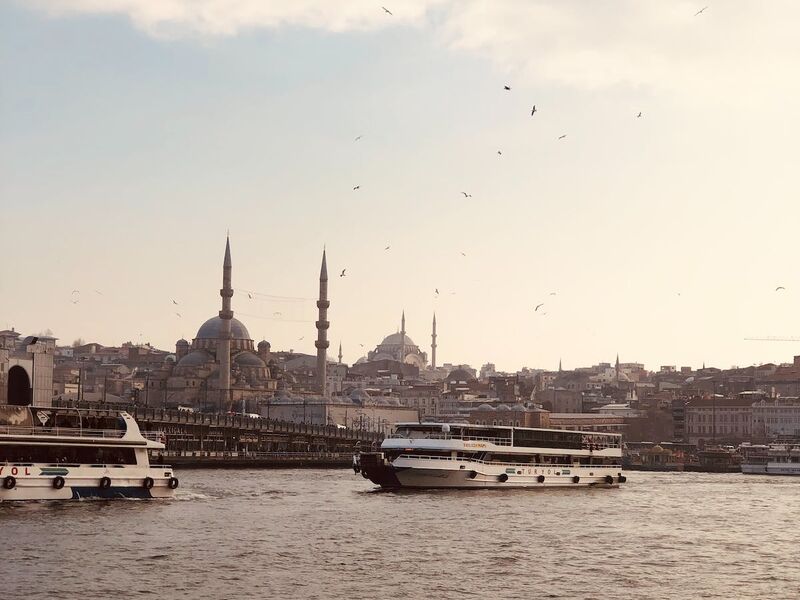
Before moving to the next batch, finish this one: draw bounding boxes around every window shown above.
[0,444,137,465]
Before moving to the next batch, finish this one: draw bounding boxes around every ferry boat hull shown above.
[359,451,623,489]
[742,463,800,476]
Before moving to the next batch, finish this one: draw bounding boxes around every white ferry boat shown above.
[354,422,626,489]
[0,405,178,501]
[741,443,800,476]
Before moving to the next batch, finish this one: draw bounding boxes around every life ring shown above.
[498,473,509,483]
[99,476,112,489]
[468,470,478,480]
[618,474,627,483]
[53,476,66,490]
[572,475,580,484]
[168,477,179,489]
[143,477,155,490]
[604,475,614,484]
[3,475,16,490]
[537,475,545,483]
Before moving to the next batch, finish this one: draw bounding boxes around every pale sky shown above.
[3,0,800,372]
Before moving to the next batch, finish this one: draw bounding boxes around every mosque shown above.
[363,312,437,371]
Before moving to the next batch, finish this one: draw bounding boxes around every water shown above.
[1,470,799,599]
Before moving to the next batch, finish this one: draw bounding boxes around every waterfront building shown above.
[684,396,753,445]
[0,329,56,407]
[751,396,800,439]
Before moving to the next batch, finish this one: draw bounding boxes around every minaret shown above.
[431,313,437,369]
[315,249,330,396]
[218,236,233,411]
[558,358,562,373]
[338,342,343,364]
[400,310,406,363]
[615,353,620,386]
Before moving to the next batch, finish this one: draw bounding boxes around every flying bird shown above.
[340,269,346,277]
[175,312,181,318]
[94,290,103,295]
[382,6,392,15]
[353,185,360,190]
[558,134,567,140]
[359,343,364,347]
[273,312,282,317]
[70,290,80,304]
[504,85,511,91]
[460,252,466,257]
[384,245,390,250]
[435,288,440,295]
[248,293,253,299]
[776,286,786,291]
[354,135,363,141]
[694,6,708,16]
[636,112,642,118]
[531,105,537,116]
[497,150,502,156]
[172,299,179,305]
[298,336,305,341]
[534,303,544,312]
[549,292,557,296]
[461,192,472,198]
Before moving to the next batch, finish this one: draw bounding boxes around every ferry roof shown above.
[393,422,622,438]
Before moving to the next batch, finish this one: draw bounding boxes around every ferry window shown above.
[0,445,136,465]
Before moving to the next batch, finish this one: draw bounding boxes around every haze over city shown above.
[4,0,800,370]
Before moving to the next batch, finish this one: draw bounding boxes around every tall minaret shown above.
[315,249,330,396]
[400,310,406,363]
[615,353,620,386]
[338,342,343,364]
[558,358,562,373]
[431,313,437,369]
[218,235,233,411]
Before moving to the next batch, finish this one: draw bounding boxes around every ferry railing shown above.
[387,433,513,446]
[0,425,126,439]
[154,450,350,460]
[395,453,623,469]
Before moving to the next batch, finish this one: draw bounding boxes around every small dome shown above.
[195,316,251,341]
[234,352,266,368]
[496,404,511,411]
[176,349,214,368]
[176,339,189,346]
[447,368,474,382]
[477,403,496,411]
[511,403,526,411]
[258,340,271,350]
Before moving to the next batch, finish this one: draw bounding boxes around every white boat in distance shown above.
[741,443,800,476]
[355,422,626,489]
[0,405,178,501]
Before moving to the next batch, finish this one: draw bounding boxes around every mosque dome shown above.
[511,403,526,411]
[234,352,267,368]
[447,368,475,382]
[176,349,214,368]
[258,340,271,351]
[380,332,417,347]
[195,316,251,341]
[496,404,511,411]
[176,338,189,346]
[477,403,496,411]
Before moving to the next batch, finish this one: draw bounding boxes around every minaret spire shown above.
[558,358,562,373]
[218,235,234,411]
[400,310,406,363]
[338,341,343,364]
[615,353,620,386]
[315,249,330,396]
[431,312,437,369]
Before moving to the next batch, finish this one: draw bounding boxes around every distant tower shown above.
[315,249,330,397]
[558,358,562,373]
[218,236,234,411]
[431,313,437,369]
[400,310,406,363]
[615,353,620,386]
[338,342,343,364]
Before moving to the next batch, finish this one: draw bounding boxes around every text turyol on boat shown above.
[354,422,626,489]
[0,404,178,501]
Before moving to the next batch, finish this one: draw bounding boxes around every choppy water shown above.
[1,470,799,599]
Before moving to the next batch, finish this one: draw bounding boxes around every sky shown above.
[3,0,800,372]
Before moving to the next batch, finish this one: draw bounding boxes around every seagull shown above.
[531,105,537,116]
[340,269,346,277]
[636,112,642,118]
[461,192,472,198]
[94,290,103,295]
[248,293,253,299]
[558,134,567,140]
[354,135,363,141]
[776,286,786,292]
[298,336,305,341]
[172,299,179,305]
[353,185,360,190]
[460,252,466,257]
[359,343,364,347]
[497,150,502,156]
[504,85,511,91]
[435,288,440,295]
[382,6,392,15]
[694,6,708,16]
[534,303,544,311]
[384,245,390,250]
[175,312,181,318]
